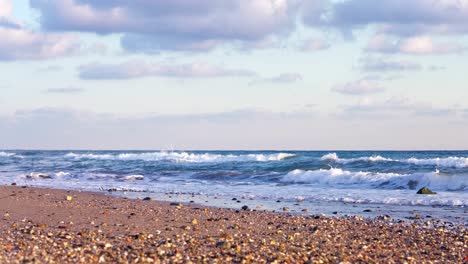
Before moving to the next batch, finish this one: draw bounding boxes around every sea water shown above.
[0,150,466,224]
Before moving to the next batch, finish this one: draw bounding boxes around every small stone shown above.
[363,209,372,212]
[282,207,290,212]
[191,219,198,225]
[416,187,437,194]
[241,205,249,211]
[143,197,151,201]
[66,196,73,201]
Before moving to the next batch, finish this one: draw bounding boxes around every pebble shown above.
[0,186,464,264]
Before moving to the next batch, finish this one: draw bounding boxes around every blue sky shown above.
[1,0,467,150]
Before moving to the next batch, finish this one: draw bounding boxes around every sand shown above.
[0,185,466,263]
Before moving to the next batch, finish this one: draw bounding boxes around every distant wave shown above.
[320,153,468,168]
[65,151,296,163]
[0,151,20,158]
[405,157,468,168]
[281,168,467,191]
[320,153,394,163]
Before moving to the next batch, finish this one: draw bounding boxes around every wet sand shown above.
[0,186,466,263]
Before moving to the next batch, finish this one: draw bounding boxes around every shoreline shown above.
[0,185,466,263]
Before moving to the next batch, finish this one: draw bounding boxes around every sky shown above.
[0,0,467,150]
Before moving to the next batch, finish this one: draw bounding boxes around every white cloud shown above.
[0,27,80,60]
[361,58,422,72]
[366,35,465,55]
[31,0,302,52]
[0,0,12,17]
[300,38,330,51]
[44,87,84,94]
[340,96,459,117]
[332,79,385,95]
[78,61,256,80]
[249,73,303,85]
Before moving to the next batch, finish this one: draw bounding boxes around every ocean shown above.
[1,150,466,224]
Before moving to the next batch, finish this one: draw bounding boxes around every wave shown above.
[65,151,296,163]
[281,168,467,191]
[323,196,467,207]
[121,175,144,181]
[0,151,20,158]
[320,153,468,168]
[320,153,394,164]
[405,157,468,168]
[25,171,70,179]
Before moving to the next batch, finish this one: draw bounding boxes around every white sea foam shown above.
[55,171,70,177]
[320,153,468,168]
[320,153,339,161]
[405,157,468,168]
[281,168,468,191]
[0,151,18,157]
[282,168,401,185]
[121,175,144,181]
[65,152,296,163]
[320,153,394,164]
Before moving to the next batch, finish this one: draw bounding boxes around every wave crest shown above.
[281,168,467,191]
[65,151,296,163]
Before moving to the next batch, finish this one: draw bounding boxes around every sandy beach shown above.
[0,185,466,263]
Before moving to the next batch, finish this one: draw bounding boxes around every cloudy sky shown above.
[1,0,467,150]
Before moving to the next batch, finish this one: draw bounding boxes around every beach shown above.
[0,186,465,263]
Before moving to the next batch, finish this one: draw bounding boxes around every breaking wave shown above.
[405,157,468,168]
[320,153,468,168]
[281,168,467,191]
[320,153,394,163]
[0,151,20,158]
[65,151,296,163]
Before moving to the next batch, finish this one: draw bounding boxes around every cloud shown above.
[44,87,84,94]
[332,79,385,95]
[0,107,319,150]
[339,96,459,118]
[31,0,302,52]
[0,27,80,60]
[427,65,447,71]
[0,0,80,61]
[2,106,467,150]
[361,58,422,72]
[305,0,468,36]
[249,73,303,85]
[37,65,63,72]
[78,60,256,80]
[0,0,13,17]
[366,35,465,55]
[300,38,330,51]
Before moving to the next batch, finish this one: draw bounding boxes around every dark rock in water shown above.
[241,205,249,211]
[142,197,151,201]
[232,198,237,201]
[11,182,16,186]
[416,187,437,194]
[332,211,338,215]
[363,209,372,212]
[276,200,281,203]
[407,180,418,190]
